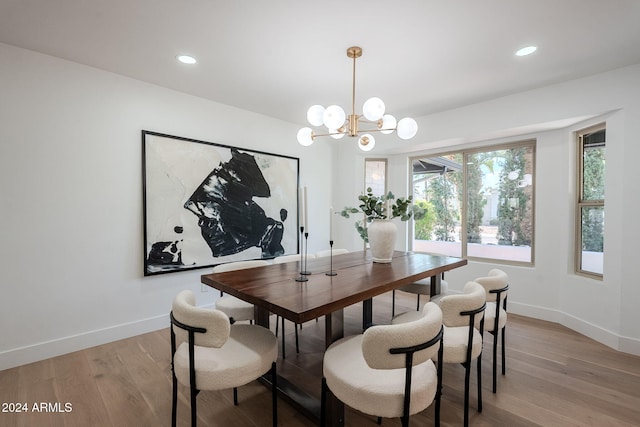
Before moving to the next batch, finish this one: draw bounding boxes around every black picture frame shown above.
[142,130,300,276]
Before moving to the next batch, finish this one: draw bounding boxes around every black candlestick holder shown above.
[296,227,310,282]
[326,240,337,276]
[301,232,311,275]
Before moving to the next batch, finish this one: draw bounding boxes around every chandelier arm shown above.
[355,128,396,134]
[357,118,383,124]
[313,130,348,139]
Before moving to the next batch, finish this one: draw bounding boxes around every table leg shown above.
[325,308,344,346]
[256,306,322,423]
[362,298,373,330]
[324,309,345,426]
[430,274,442,297]
[255,305,271,328]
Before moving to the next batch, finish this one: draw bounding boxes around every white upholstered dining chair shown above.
[272,253,317,357]
[170,290,278,427]
[212,259,270,324]
[474,268,509,393]
[391,273,449,317]
[393,281,486,427]
[322,302,444,427]
[213,259,298,359]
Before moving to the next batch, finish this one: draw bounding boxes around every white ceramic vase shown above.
[367,219,398,263]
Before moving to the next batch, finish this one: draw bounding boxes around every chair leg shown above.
[190,383,198,427]
[502,326,507,375]
[492,330,498,393]
[416,294,420,311]
[435,344,443,427]
[477,353,483,414]
[463,362,470,427]
[377,416,382,424]
[171,371,178,427]
[233,387,238,405]
[320,377,327,427]
[281,317,286,359]
[392,290,396,317]
[271,362,278,427]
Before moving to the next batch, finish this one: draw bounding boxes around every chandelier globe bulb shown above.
[329,129,346,139]
[380,114,397,134]
[297,127,315,146]
[362,97,385,121]
[323,105,346,129]
[396,117,418,140]
[306,105,325,127]
[358,134,376,151]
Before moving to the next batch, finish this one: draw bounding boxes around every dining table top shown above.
[201,251,467,324]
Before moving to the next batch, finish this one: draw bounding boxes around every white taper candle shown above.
[299,187,305,230]
[329,207,333,241]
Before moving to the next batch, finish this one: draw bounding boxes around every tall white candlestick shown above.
[329,207,333,241]
[304,186,309,232]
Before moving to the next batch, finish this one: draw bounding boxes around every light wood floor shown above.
[2,291,640,427]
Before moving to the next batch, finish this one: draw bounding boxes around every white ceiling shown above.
[2,0,640,150]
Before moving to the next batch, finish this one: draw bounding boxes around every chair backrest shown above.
[316,248,349,258]
[273,253,315,264]
[439,281,486,328]
[212,259,270,273]
[474,269,509,303]
[171,290,230,348]
[362,302,443,370]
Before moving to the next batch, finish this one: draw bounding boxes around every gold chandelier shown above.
[297,46,418,152]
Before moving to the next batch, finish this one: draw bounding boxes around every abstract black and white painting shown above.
[142,131,299,276]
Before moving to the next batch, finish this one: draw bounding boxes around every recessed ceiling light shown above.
[515,46,537,57]
[176,55,197,64]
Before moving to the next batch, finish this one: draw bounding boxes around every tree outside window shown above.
[412,141,535,264]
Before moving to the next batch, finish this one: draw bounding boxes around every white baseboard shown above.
[619,335,640,355]
[2,302,638,371]
[509,301,640,356]
[508,301,563,322]
[0,304,216,372]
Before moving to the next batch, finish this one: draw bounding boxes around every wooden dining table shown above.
[201,250,467,426]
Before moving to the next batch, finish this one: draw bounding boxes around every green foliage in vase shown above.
[339,187,425,242]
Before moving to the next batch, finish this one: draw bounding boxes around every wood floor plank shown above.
[14,359,64,427]
[85,339,161,426]
[52,349,112,427]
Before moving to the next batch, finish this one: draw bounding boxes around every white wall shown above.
[0,43,333,370]
[334,64,640,354]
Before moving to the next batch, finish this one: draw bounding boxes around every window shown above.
[411,141,535,264]
[365,159,387,195]
[576,124,605,277]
